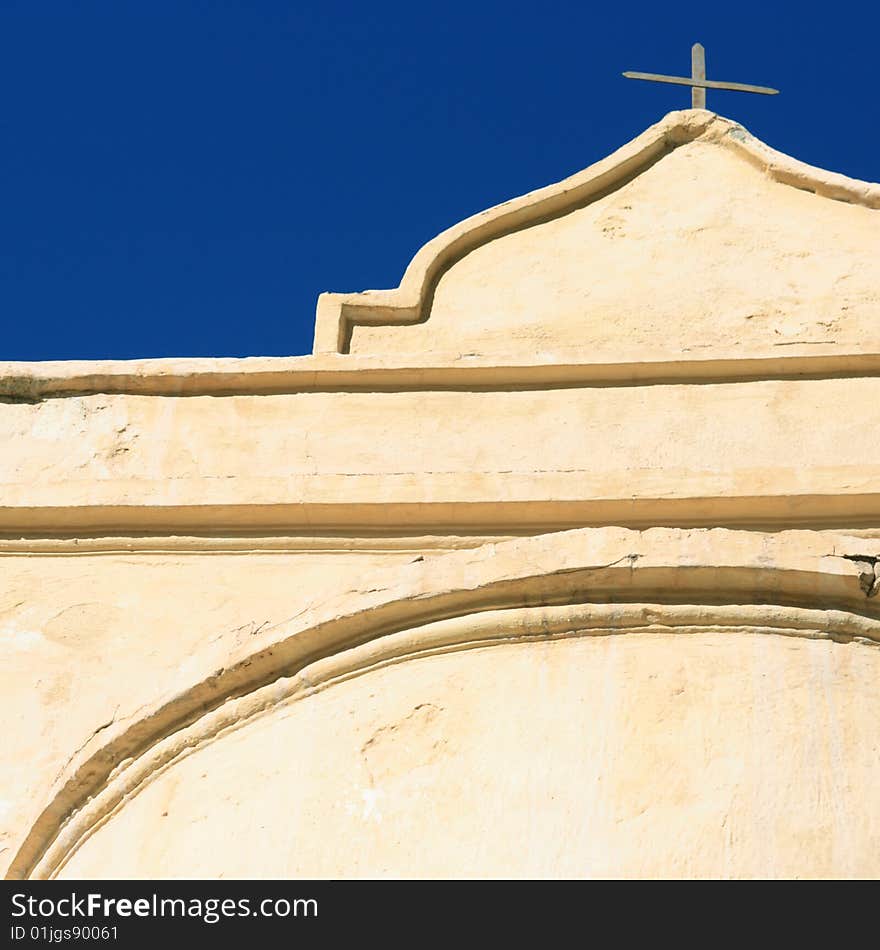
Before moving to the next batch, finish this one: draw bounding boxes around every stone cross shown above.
[623,43,778,109]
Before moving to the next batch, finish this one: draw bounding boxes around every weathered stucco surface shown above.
[2,110,879,879]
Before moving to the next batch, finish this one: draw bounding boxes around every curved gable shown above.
[314,111,880,361]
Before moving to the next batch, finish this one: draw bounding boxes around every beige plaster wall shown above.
[54,629,880,879]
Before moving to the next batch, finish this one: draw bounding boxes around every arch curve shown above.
[7,526,879,879]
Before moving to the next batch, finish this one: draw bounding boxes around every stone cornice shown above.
[3,346,880,399]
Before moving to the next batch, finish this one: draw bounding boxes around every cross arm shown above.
[622,71,779,96]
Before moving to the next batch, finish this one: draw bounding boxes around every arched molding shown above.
[7,526,879,879]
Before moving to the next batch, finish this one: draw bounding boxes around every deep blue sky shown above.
[2,1,876,360]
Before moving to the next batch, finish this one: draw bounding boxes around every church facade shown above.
[2,110,879,878]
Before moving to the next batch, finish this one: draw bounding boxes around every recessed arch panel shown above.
[7,527,879,879]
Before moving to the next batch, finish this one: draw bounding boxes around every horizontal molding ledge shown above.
[3,348,880,398]
[3,492,880,537]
